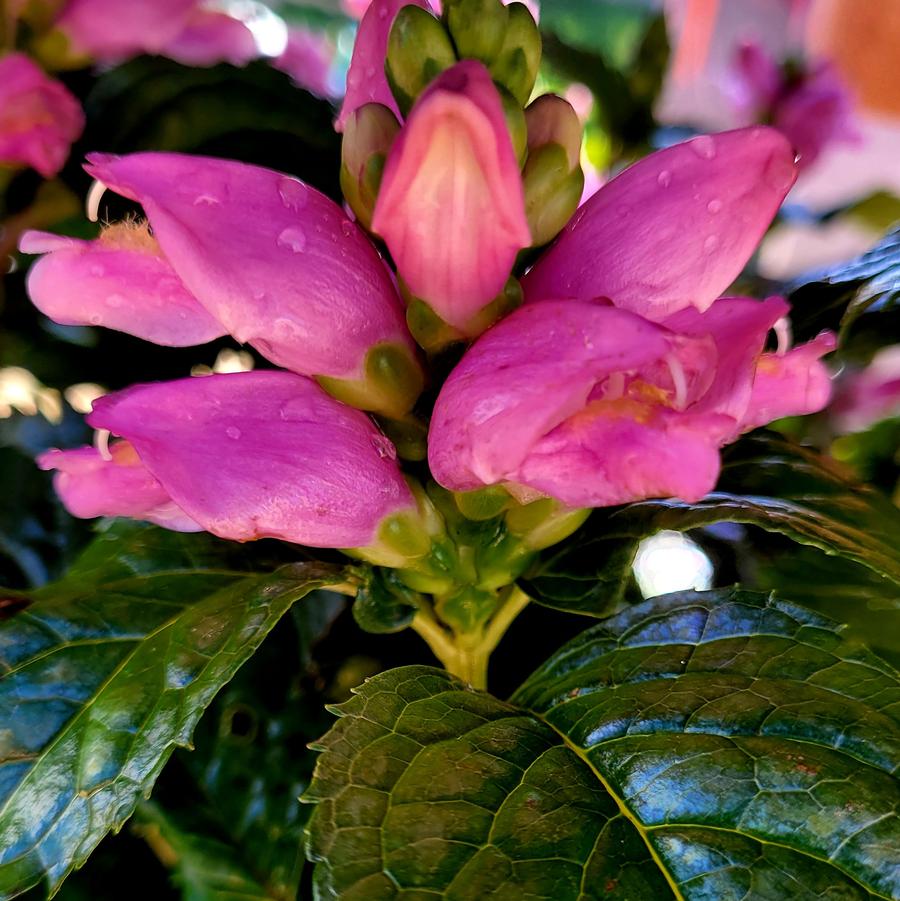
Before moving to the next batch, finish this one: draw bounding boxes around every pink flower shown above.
[830,346,900,434]
[372,60,530,331]
[20,152,421,415]
[733,41,857,170]
[523,127,798,321]
[336,0,431,132]
[39,372,415,548]
[161,8,260,67]
[0,53,84,178]
[272,28,336,97]
[428,297,835,507]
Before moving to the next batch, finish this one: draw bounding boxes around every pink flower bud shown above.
[429,297,834,508]
[0,53,84,178]
[336,0,432,132]
[40,372,416,548]
[523,127,798,321]
[372,60,530,331]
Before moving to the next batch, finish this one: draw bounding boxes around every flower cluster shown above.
[27,0,835,636]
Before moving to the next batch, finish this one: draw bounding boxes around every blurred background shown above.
[1,0,898,896]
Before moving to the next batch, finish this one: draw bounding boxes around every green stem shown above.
[410,585,532,691]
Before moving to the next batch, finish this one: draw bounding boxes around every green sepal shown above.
[523,143,585,247]
[340,102,399,229]
[454,486,514,521]
[386,5,457,116]
[316,341,424,419]
[444,0,508,65]
[488,2,541,106]
[352,567,420,634]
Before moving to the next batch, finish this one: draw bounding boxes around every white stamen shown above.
[773,317,793,356]
[86,179,109,223]
[665,354,688,410]
[604,371,625,400]
[94,428,113,461]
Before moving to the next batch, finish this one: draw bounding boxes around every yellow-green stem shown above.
[411,586,531,691]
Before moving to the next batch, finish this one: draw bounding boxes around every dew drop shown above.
[105,294,124,307]
[706,198,722,214]
[689,135,716,160]
[225,426,241,440]
[703,234,719,253]
[277,227,307,253]
[378,5,388,17]
[193,193,220,206]
[371,434,396,460]
[277,177,308,211]
[763,152,797,192]
[89,264,105,277]
[365,65,376,78]
[340,219,355,237]
[657,170,672,187]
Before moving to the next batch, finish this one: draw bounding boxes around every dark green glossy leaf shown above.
[0,522,344,899]
[787,225,900,346]
[304,588,900,899]
[522,433,900,616]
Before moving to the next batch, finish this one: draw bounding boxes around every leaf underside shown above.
[0,522,342,899]
[305,588,900,900]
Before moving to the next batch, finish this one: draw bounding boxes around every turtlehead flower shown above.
[0,53,84,178]
[429,297,835,507]
[733,41,857,170]
[39,372,416,548]
[21,152,422,417]
[372,60,530,331]
[523,127,798,321]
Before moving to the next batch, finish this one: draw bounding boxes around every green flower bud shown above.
[317,342,424,419]
[488,2,541,106]
[444,0,508,65]
[522,94,585,246]
[340,103,400,230]
[505,497,591,551]
[386,5,457,116]
[453,485,513,521]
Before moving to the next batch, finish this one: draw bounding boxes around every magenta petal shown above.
[0,54,84,178]
[55,0,198,60]
[515,410,731,507]
[37,444,201,531]
[86,371,415,548]
[20,229,227,346]
[83,152,412,380]
[272,28,335,97]
[162,9,259,67]
[742,332,837,432]
[372,61,531,329]
[664,295,789,429]
[428,300,676,491]
[523,127,798,320]
[335,0,430,131]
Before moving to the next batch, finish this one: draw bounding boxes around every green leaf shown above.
[0,522,344,899]
[522,433,900,617]
[304,588,900,899]
[134,802,272,901]
[787,225,900,348]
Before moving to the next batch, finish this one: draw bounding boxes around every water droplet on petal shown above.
[657,170,672,187]
[703,234,719,253]
[378,5,388,18]
[277,177,308,211]
[340,219,354,237]
[193,193,220,206]
[763,151,797,192]
[371,434,396,460]
[225,426,241,440]
[273,317,308,342]
[689,135,716,160]
[277,227,307,253]
[89,264,105,277]
[365,65,376,78]
[105,294,124,307]
[706,198,722,214]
